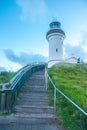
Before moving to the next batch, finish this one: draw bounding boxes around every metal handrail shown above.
[0,63,45,113]
[10,64,33,89]
[46,72,87,116]
[0,64,32,90]
[10,64,32,85]
[45,61,87,130]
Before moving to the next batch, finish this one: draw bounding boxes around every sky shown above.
[0,0,87,71]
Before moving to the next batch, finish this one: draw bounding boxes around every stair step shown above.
[14,108,54,114]
[14,113,56,124]
[24,86,46,89]
[15,113,56,118]
[17,101,49,106]
[17,98,49,102]
[19,93,49,97]
[20,90,47,93]
[15,105,54,109]
[21,87,46,91]
[18,96,49,100]
[26,82,45,85]
[14,105,54,114]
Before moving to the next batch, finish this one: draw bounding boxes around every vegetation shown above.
[0,71,16,83]
[48,63,87,130]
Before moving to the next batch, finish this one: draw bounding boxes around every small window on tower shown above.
[56,48,58,52]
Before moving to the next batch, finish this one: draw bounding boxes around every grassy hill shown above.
[48,63,87,130]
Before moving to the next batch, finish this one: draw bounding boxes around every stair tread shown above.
[15,105,53,108]
[15,113,56,118]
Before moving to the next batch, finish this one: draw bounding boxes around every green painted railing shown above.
[0,63,45,113]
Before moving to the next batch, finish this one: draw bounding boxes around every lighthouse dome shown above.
[50,21,61,29]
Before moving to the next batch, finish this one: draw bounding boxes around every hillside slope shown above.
[48,63,87,112]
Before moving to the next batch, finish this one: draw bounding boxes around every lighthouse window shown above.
[56,48,58,52]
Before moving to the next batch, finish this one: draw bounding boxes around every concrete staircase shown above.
[14,69,57,125]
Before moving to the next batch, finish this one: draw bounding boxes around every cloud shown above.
[0,67,6,72]
[4,49,47,65]
[16,0,47,20]
[82,45,87,53]
[64,44,82,57]
[64,29,87,61]
[64,42,87,61]
[79,31,87,53]
[66,23,87,47]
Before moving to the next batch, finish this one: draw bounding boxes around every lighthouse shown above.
[46,20,65,67]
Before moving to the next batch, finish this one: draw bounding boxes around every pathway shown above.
[0,69,64,130]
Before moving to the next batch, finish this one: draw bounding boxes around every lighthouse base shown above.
[47,59,62,68]
[47,57,78,68]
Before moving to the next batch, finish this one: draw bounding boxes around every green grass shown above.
[0,71,16,84]
[48,63,87,130]
[48,63,87,111]
[0,112,9,116]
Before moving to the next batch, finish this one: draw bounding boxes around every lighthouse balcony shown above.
[46,32,65,41]
[46,29,65,39]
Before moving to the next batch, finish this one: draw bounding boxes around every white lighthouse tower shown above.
[46,19,65,67]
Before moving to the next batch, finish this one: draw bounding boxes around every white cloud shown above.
[0,50,22,71]
[6,62,22,72]
[66,23,87,47]
[0,58,22,72]
[64,26,87,61]
[4,49,47,65]
[82,45,87,53]
[16,0,47,20]
[63,47,68,58]
[0,49,47,71]
[66,31,82,47]
[80,30,87,53]
[80,24,87,32]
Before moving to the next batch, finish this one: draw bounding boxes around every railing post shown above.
[54,87,56,112]
[6,90,12,113]
[1,85,6,112]
[45,67,47,90]
[1,93,6,112]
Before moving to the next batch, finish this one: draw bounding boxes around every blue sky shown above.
[0,0,87,71]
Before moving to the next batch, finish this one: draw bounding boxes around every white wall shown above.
[48,33,64,61]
